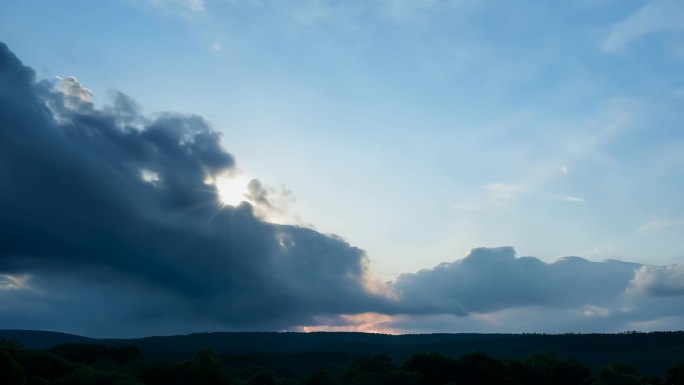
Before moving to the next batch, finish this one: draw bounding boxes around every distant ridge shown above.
[0,329,95,349]
[3,329,684,374]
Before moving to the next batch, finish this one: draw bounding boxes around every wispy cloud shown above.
[451,203,486,211]
[603,0,684,52]
[451,183,524,211]
[562,196,585,203]
[636,219,684,234]
[150,0,205,13]
[484,183,525,202]
[0,274,30,291]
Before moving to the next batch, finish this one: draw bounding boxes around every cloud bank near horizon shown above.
[385,247,684,334]
[1,42,683,337]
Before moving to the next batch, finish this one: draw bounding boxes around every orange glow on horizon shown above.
[297,313,400,335]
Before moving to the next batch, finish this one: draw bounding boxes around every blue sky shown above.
[3,0,684,278]
[1,0,684,335]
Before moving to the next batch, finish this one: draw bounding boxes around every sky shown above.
[1,0,684,336]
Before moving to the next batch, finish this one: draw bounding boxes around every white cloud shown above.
[628,263,684,297]
[58,76,92,103]
[140,169,161,184]
[603,0,684,52]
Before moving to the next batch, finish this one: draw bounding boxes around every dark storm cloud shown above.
[0,42,391,336]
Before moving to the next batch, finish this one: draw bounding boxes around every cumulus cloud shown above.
[390,247,641,315]
[385,248,684,333]
[628,264,684,297]
[0,42,392,336]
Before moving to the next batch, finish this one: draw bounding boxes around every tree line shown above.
[2,337,684,385]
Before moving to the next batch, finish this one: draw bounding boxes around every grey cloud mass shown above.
[0,42,391,336]
[389,247,684,332]
[391,247,641,315]
[1,41,683,336]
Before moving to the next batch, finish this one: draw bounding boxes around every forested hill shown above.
[2,330,684,375]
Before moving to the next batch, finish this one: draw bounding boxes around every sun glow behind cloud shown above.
[206,173,301,225]
[214,174,251,207]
